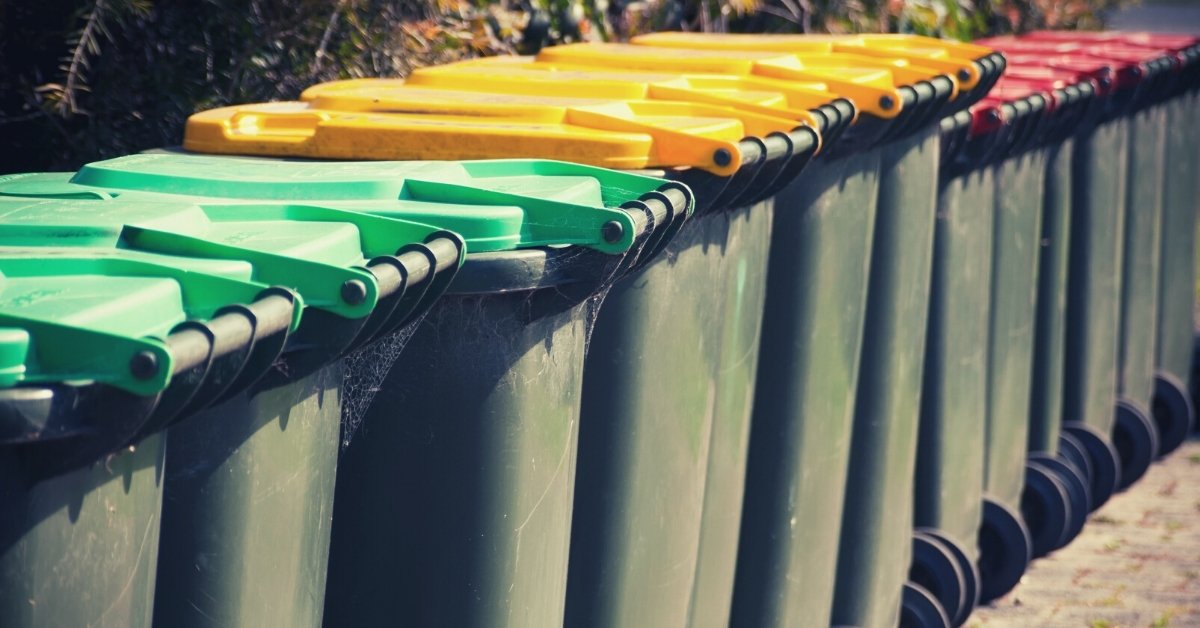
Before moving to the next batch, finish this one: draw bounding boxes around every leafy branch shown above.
[39,0,152,116]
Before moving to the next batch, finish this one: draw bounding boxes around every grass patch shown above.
[1094,585,1127,608]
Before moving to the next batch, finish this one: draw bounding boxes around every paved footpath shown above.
[970,438,1200,627]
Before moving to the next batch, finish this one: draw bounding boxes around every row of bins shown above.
[0,29,1196,628]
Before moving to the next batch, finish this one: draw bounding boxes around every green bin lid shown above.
[0,194,474,396]
[0,153,694,255]
[0,246,302,396]
[0,196,451,319]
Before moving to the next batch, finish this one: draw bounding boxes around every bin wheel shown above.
[1153,373,1194,457]
[978,497,1032,604]
[909,532,966,626]
[1192,334,1200,433]
[1113,399,1160,491]
[912,527,979,626]
[1029,453,1090,545]
[1021,461,1072,558]
[900,582,952,628]
[1062,421,1121,511]
[1057,431,1093,485]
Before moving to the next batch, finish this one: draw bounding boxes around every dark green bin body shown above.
[1155,92,1199,417]
[913,153,994,568]
[324,250,607,628]
[731,148,882,628]
[690,201,774,628]
[152,367,343,628]
[565,200,773,628]
[831,125,940,628]
[1063,119,1128,443]
[1117,105,1166,415]
[1028,139,1074,456]
[0,436,165,628]
[984,147,1047,510]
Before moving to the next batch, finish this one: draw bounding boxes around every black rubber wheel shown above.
[1113,399,1160,491]
[910,532,967,627]
[1030,453,1090,546]
[900,582,952,628]
[1153,372,1194,457]
[914,527,979,626]
[1057,431,1094,485]
[977,497,1032,604]
[1021,461,1072,558]
[1062,421,1121,511]
[1191,334,1200,433]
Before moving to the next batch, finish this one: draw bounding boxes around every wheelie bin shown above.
[575,36,1000,627]
[911,81,1102,622]
[908,105,1000,627]
[164,86,818,627]
[1156,39,1200,446]
[1056,42,1176,487]
[911,71,1091,620]
[1021,33,1200,456]
[1147,36,1200,451]
[981,38,1176,496]
[898,67,1094,614]
[0,154,693,628]
[393,48,990,626]
[1145,36,1200,451]
[999,68,1102,558]
[289,75,836,627]
[1099,43,1176,481]
[954,82,1054,605]
[0,192,465,628]
[0,247,296,628]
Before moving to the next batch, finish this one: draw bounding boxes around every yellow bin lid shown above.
[299,80,808,137]
[184,98,755,175]
[401,57,844,130]
[810,34,1004,90]
[633,32,986,90]
[536,43,905,118]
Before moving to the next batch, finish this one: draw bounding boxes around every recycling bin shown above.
[1155,44,1200,445]
[989,75,1105,604]
[0,155,694,628]
[325,55,850,628]
[982,43,1121,501]
[249,74,830,626]
[906,75,1095,619]
[624,33,1000,627]
[1108,36,1200,457]
[971,85,1053,604]
[1075,44,1175,487]
[362,37,984,626]
[0,246,305,628]
[1022,32,1200,453]
[981,38,1180,497]
[1060,61,1134,504]
[0,187,480,627]
[1012,72,1099,555]
[910,109,996,627]
[590,36,1003,624]
[97,86,811,624]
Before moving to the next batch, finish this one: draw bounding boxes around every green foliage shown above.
[0,0,1133,173]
